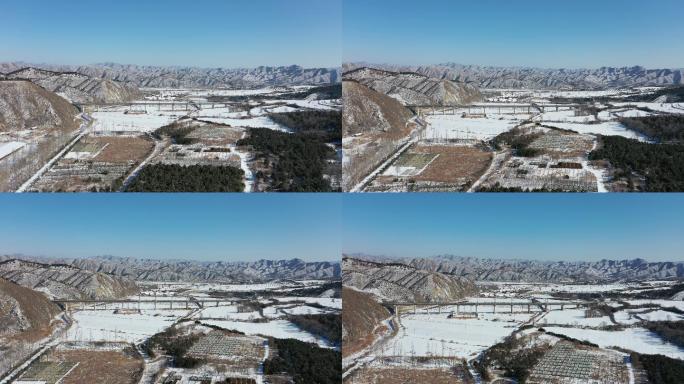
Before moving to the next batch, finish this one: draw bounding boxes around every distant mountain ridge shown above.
[344,63,684,90]
[342,256,476,303]
[0,62,341,89]
[4,67,140,104]
[343,67,481,106]
[0,259,138,300]
[0,255,341,282]
[347,254,684,283]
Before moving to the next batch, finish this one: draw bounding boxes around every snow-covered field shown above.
[535,309,612,328]
[90,110,179,133]
[424,115,516,140]
[274,297,342,309]
[0,141,26,160]
[87,88,339,134]
[542,121,648,141]
[543,326,684,360]
[384,313,532,358]
[201,319,332,348]
[63,310,185,343]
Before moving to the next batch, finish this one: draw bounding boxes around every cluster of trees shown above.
[237,128,337,192]
[589,135,684,191]
[632,353,684,384]
[269,110,341,139]
[476,334,548,382]
[154,121,196,144]
[264,338,341,384]
[125,164,245,192]
[643,321,684,348]
[222,378,256,384]
[288,314,341,346]
[620,115,684,143]
[143,326,203,368]
[492,128,542,157]
[286,84,342,100]
[540,329,600,347]
[623,86,684,103]
[287,282,341,297]
[476,183,568,192]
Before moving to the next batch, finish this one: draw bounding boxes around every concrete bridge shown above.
[408,103,582,116]
[77,101,243,112]
[382,300,591,316]
[53,298,241,311]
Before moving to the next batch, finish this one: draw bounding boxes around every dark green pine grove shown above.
[263,338,341,384]
[125,164,245,192]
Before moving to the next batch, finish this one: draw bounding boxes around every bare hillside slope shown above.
[342,257,477,303]
[342,287,391,357]
[0,259,138,300]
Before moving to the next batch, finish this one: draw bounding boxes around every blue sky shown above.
[342,194,684,262]
[0,0,341,68]
[0,194,341,262]
[344,0,684,69]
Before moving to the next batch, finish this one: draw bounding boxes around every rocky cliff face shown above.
[343,67,481,106]
[342,257,477,303]
[5,67,140,104]
[345,63,684,90]
[0,259,138,300]
[1,62,340,89]
[0,80,79,133]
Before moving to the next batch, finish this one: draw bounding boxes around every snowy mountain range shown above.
[0,62,341,89]
[347,254,684,283]
[0,255,341,283]
[344,63,684,90]
[343,67,481,106]
[342,257,476,303]
[0,259,138,300]
[3,67,140,104]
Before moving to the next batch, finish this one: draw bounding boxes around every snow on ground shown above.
[263,99,339,110]
[543,327,684,359]
[626,300,684,311]
[612,102,684,114]
[141,281,303,294]
[274,297,342,309]
[201,319,332,348]
[542,121,648,141]
[267,106,299,113]
[384,313,531,358]
[637,310,684,322]
[0,141,26,160]
[280,305,329,316]
[201,116,289,131]
[424,115,516,141]
[195,306,263,321]
[614,311,642,325]
[63,310,182,343]
[90,111,178,133]
[535,309,613,327]
[537,110,597,123]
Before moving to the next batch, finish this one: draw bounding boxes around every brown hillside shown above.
[0,80,79,133]
[0,277,61,342]
[342,287,391,357]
